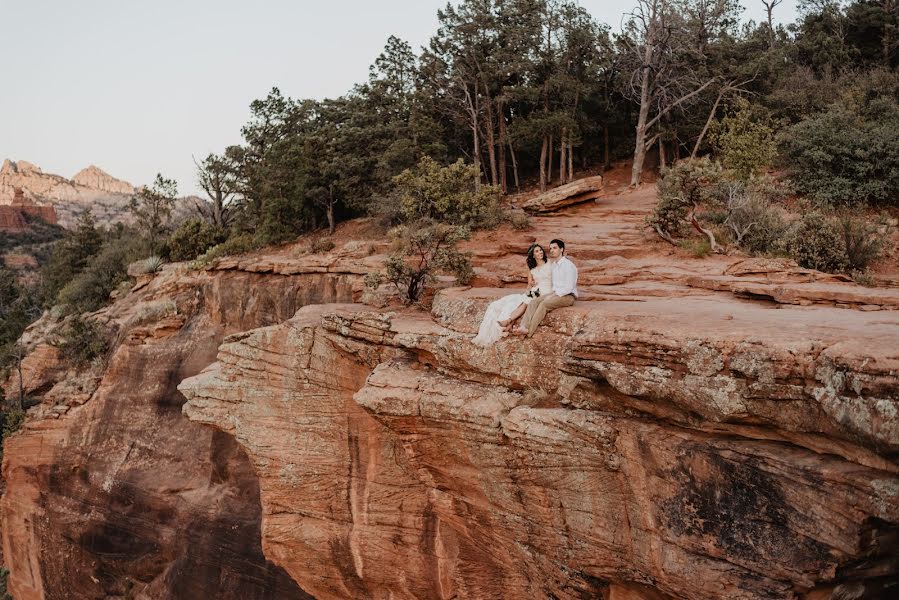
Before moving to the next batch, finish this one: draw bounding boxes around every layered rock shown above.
[2,172,898,599]
[178,290,899,599]
[72,165,135,195]
[0,261,365,599]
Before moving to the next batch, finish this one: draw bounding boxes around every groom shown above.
[514,238,578,337]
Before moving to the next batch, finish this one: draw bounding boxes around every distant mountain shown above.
[0,159,196,228]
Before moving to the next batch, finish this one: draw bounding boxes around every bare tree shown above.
[762,0,783,48]
[624,0,724,186]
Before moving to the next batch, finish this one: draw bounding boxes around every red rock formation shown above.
[0,206,27,232]
[2,179,897,600]
[1,266,361,599]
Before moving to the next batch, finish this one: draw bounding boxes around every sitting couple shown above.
[473,238,578,346]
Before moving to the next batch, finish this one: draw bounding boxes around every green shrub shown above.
[166,219,226,261]
[738,201,791,255]
[716,177,792,254]
[0,565,12,600]
[786,211,849,272]
[508,211,531,230]
[57,235,141,313]
[710,98,778,179]
[389,157,502,229]
[649,158,725,239]
[55,316,110,367]
[679,237,712,257]
[194,234,262,267]
[780,101,899,206]
[363,272,383,290]
[838,210,891,272]
[310,238,336,254]
[381,220,473,303]
[851,270,877,287]
[142,255,165,274]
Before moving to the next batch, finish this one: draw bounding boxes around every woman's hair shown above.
[526,243,546,270]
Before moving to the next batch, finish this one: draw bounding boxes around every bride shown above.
[472,243,552,346]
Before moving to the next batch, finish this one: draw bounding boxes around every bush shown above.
[56,235,141,313]
[381,220,473,303]
[193,234,262,267]
[786,211,849,272]
[141,255,165,274]
[679,238,712,257]
[55,316,109,367]
[310,238,336,254]
[649,158,725,239]
[710,98,778,179]
[838,210,891,272]
[780,99,899,206]
[508,211,531,230]
[717,176,791,254]
[1,407,25,449]
[388,157,502,229]
[738,201,791,255]
[166,219,226,261]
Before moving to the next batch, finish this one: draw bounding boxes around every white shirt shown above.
[551,256,578,298]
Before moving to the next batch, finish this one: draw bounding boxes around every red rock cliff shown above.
[2,184,898,599]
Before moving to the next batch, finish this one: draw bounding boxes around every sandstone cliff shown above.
[0,159,194,228]
[2,177,897,599]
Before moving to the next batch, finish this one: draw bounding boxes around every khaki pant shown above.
[520,293,575,337]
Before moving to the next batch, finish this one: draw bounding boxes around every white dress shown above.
[472,262,553,346]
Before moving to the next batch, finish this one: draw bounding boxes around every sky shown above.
[1,1,799,196]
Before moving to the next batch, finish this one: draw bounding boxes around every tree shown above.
[194,153,239,228]
[130,174,178,252]
[622,0,738,186]
[381,221,473,303]
[40,211,102,305]
[762,0,784,47]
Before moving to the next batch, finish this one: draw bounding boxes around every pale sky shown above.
[1,1,798,195]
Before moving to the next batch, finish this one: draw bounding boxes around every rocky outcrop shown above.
[2,175,897,599]
[0,159,193,228]
[0,260,365,599]
[72,165,135,195]
[177,289,899,600]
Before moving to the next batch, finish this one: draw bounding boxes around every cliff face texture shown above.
[2,180,898,599]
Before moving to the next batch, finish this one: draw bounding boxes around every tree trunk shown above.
[559,129,567,184]
[483,88,498,187]
[659,138,666,170]
[567,138,574,181]
[327,187,335,235]
[509,139,520,191]
[548,134,554,184]
[603,125,611,170]
[463,82,481,191]
[497,100,508,193]
[692,87,726,158]
[539,135,548,192]
[631,64,653,186]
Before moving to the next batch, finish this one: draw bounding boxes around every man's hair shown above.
[549,238,565,253]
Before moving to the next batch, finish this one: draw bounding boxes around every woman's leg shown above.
[498,302,527,329]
